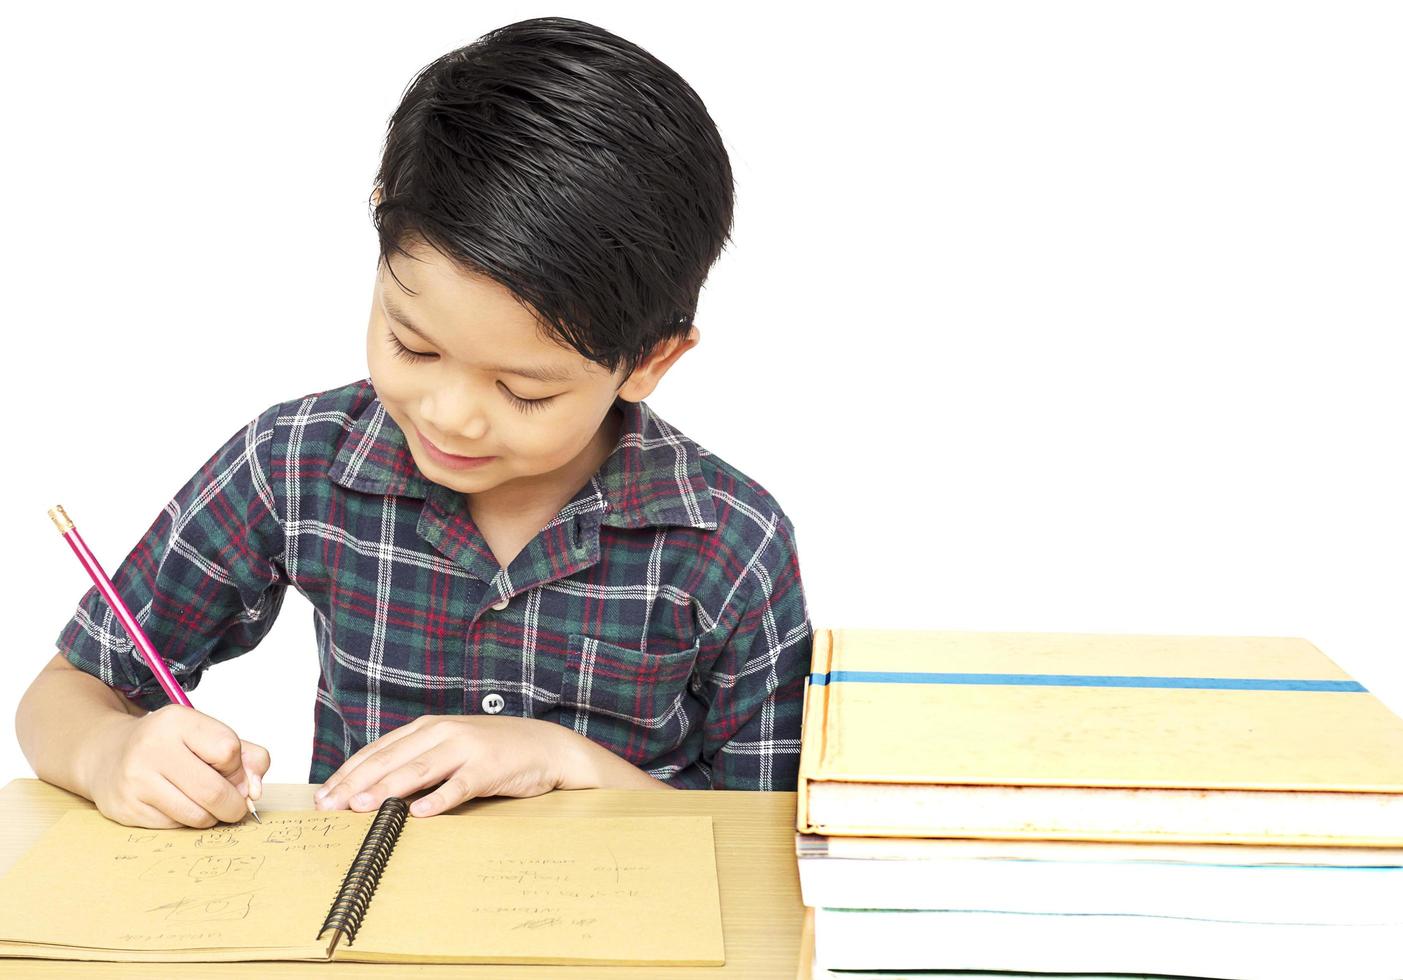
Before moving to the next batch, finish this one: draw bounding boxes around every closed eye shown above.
[384,329,556,413]
[385,328,432,363]
[499,385,554,413]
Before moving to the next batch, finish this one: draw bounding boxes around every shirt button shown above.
[481,693,505,714]
[490,597,509,611]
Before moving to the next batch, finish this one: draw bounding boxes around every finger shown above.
[409,773,481,818]
[97,793,183,830]
[353,744,464,813]
[240,739,271,775]
[318,723,448,807]
[240,753,261,801]
[169,742,251,824]
[125,799,185,830]
[321,730,446,810]
[150,773,222,828]
[316,718,429,802]
[240,740,270,801]
[182,715,248,793]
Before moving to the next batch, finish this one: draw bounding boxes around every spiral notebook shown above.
[0,799,724,964]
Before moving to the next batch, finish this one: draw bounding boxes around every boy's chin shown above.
[424,460,558,496]
[424,464,503,490]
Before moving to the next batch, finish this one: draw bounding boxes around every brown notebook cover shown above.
[0,797,724,964]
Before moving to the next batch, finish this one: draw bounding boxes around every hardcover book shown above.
[796,628,1403,844]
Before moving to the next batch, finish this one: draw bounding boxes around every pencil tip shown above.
[248,800,262,823]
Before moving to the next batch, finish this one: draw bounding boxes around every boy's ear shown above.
[617,325,701,402]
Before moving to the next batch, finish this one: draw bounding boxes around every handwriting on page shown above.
[72,812,371,947]
[468,850,654,938]
[353,814,723,962]
[0,808,722,962]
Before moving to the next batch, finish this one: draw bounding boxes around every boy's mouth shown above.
[415,426,496,469]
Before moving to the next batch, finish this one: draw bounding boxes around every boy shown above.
[16,17,811,829]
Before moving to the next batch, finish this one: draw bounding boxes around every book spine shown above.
[318,796,409,952]
[797,628,835,834]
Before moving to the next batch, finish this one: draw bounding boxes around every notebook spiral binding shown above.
[317,796,409,951]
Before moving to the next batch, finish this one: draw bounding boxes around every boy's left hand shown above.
[313,715,572,818]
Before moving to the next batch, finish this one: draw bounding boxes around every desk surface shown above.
[0,779,805,979]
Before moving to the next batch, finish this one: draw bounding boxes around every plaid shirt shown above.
[56,378,811,790]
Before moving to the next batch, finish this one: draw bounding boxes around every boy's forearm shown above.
[555,726,674,790]
[15,654,146,800]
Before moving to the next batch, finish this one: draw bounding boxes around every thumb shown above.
[240,740,271,800]
[184,717,252,799]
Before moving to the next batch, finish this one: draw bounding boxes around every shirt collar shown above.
[328,382,717,531]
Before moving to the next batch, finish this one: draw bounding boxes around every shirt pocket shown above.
[560,633,701,765]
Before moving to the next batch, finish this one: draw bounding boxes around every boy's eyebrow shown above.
[381,296,578,384]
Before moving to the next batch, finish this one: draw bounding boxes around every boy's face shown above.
[366,238,693,503]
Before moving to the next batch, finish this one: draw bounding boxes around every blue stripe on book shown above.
[817,906,1394,926]
[807,671,1367,692]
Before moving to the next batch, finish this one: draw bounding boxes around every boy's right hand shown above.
[85,704,270,829]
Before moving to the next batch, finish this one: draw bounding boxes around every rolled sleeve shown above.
[54,403,288,710]
[699,513,812,791]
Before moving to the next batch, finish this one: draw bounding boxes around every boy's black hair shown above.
[371,17,735,379]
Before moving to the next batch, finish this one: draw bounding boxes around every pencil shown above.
[47,504,261,823]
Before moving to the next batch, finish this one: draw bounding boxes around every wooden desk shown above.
[0,779,805,979]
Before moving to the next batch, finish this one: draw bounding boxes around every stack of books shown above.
[793,628,1403,980]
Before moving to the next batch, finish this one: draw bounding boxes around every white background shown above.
[2,1,1398,787]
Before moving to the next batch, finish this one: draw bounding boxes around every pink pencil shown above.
[47,504,260,823]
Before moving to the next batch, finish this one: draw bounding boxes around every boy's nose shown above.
[421,389,490,443]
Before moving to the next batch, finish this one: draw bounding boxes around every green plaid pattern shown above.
[56,378,812,789]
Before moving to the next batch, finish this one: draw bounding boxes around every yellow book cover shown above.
[796,628,1403,845]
